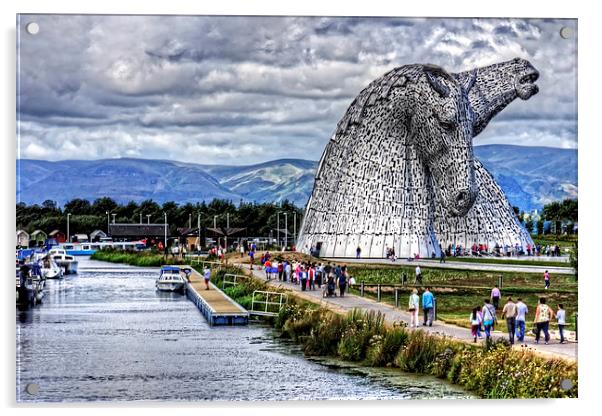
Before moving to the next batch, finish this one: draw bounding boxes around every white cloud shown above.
[17,15,577,164]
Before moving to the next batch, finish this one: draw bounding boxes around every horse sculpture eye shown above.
[440,120,456,131]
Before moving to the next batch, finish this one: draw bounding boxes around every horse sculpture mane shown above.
[298,58,539,258]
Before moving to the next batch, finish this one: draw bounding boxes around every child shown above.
[470,307,481,342]
[557,304,566,344]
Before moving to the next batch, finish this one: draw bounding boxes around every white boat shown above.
[48,248,79,274]
[40,256,64,279]
[155,266,187,292]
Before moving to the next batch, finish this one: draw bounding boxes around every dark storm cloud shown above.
[17,15,577,164]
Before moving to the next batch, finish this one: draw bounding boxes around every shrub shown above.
[337,309,386,361]
[303,311,345,356]
[366,326,408,367]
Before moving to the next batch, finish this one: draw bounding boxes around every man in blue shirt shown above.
[422,287,434,326]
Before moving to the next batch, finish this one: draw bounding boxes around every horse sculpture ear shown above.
[424,66,450,98]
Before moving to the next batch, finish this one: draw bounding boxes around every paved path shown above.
[236,263,577,361]
[325,257,575,275]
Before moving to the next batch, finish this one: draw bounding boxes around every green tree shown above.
[569,242,578,280]
[64,198,92,215]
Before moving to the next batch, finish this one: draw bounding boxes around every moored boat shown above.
[48,248,78,274]
[40,256,64,279]
[155,266,186,293]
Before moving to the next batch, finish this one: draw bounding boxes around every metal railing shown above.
[250,290,287,316]
[221,273,247,290]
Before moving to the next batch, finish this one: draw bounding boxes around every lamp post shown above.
[197,213,201,253]
[112,213,116,224]
[164,212,167,250]
[139,213,142,224]
[146,214,151,224]
[225,213,230,252]
[277,212,280,248]
[284,213,288,251]
[294,212,297,247]
[189,213,192,229]
[106,211,110,235]
[67,213,71,243]
[214,215,217,229]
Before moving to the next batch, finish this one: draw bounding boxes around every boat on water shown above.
[16,263,45,306]
[40,256,64,279]
[155,266,187,293]
[48,248,78,274]
[58,241,146,256]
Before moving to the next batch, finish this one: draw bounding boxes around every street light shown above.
[294,211,297,246]
[140,213,142,224]
[112,213,116,224]
[197,213,201,253]
[189,213,192,229]
[225,213,230,252]
[146,214,151,224]
[284,212,288,250]
[164,212,167,250]
[106,211,110,235]
[277,212,280,248]
[214,215,217,229]
[67,213,72,243]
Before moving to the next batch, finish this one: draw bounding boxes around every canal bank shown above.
[16,257,471,402]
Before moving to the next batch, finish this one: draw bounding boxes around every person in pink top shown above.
[490,285,501,309]
[544,270,550,289]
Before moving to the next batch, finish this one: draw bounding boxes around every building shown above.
[72,233,89,243]
[109,223,171,245]
[48,229,66,243]
[16,230,29,248]
[30,230,47,247]
[90,229,108,241]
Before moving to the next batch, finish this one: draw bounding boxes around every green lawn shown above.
[443,256,569,268]
[347,264,577,332]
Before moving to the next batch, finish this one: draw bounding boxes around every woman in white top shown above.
[408,289,420,327]
[557,304,566,344]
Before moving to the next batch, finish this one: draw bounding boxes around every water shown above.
[16,258,472,402]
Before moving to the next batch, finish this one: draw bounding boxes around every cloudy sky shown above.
[17,15,577,165]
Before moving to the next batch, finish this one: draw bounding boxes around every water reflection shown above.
[16,258,472,402]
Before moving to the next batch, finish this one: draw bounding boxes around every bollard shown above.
[377,284,381,302]
[360,282,365,297]
[498,275,503,289]
[575,313,578,341]
[395,288,399,308]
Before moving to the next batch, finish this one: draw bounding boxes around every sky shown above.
[17,15,578,165]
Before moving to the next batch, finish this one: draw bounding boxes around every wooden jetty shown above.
[183,266,249,326]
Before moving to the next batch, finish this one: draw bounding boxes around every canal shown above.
[16,257,472,402]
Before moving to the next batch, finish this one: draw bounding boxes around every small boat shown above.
[48,248,78,274]
[16,263,45,306]
[155,266,187,292]
[40,256,64,279]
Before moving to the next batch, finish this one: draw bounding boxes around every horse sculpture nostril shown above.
[456,191,469,205]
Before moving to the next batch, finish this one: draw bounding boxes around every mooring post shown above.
[360,282,364,297]
[377,284,381,302]
[575,313,578,341]
[395,288,399,308]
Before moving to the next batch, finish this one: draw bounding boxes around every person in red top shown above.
[308,265,315,290]
[264,259,272,280]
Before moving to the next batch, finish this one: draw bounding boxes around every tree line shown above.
[514,198,578,235]
[16,197,304,238]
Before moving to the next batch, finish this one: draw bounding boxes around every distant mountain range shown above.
[16,145,577,211]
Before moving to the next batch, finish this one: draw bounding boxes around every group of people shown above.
[407,287,435,327]
[444,242,564,258]
[469,284,567,345]
[258,256,356,298]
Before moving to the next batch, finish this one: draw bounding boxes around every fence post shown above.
[360,282,364,297]
[498,275,503,289]
[395,288,399,308]
[575,313,578,341]
[377,284,381,302]
[433,298,438,321]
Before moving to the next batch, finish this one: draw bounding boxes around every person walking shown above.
[415,265,422,285]
[422,287,434,326]
[248,249,255,270]
[284,261,291,282]
[240,243,245,258]
[482,299,497,341]
[515,298,529,343]
[490,285,501,310]
[338,265,348,297]
[264,258,272,280]
[501,297,518,345]
[440,249,446,263]
[544,270,550,290]
[476,306,484,339]
[534,297,555,345]
[408,289,420,328]
[557,304,566,344]
[356,246,361,259]
[203,266,211,290]
[470,307,482,342]
[300,266,308,291]
[278,261,284,281]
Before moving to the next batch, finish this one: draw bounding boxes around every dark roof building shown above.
[109,223,171,239]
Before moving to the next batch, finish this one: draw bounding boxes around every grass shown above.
[90,249,186,267]
[443,256,569,267]
[347,265,578,331]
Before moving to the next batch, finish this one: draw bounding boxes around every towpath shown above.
[235,263,577,361]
